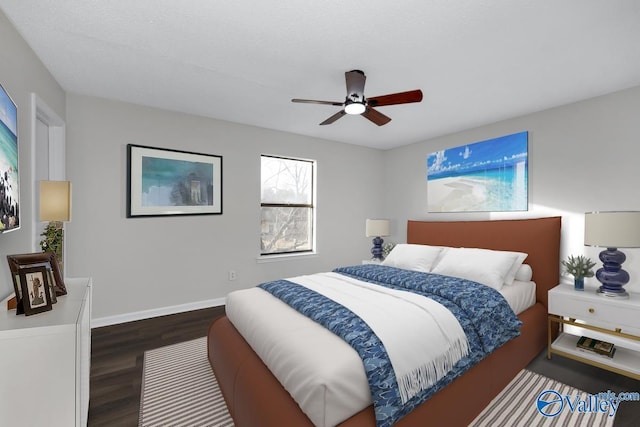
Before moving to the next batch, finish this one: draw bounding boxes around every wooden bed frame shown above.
[208,217,561,426]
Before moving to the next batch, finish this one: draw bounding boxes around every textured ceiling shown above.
[1,1,640,150]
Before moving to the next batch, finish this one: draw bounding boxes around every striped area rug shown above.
[469,369,615,427]
[140,338,616,427]
[139,337,233,427]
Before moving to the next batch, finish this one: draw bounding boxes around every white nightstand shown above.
[362,259,382,265]
[547,284,640,380]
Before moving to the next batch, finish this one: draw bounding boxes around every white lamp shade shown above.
[366,219,390,237]
[40,181,72,222]
[584,211,640,248]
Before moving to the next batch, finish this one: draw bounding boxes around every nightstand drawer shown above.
[558,298,638,329]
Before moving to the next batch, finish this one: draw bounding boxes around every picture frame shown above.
[18,266,53,316]
[13,270,57,306]
[10,272,25,315]
[7,252,67,297]
[127,144,223,217]
[427,131,528,212]
[0,82,20,234]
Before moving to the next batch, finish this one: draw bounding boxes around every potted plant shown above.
[561,255,596,291]
[40,222,64,268]
[382,242,396,260]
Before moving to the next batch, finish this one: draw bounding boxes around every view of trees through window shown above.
[260,155,315,255]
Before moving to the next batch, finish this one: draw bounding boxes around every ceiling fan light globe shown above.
[344,102,366,115]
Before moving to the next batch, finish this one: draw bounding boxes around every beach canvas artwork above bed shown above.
[427,131,528,212]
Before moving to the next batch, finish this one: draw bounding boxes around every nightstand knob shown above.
[588,308,595,314]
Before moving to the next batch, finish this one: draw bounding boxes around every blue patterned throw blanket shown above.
[259,264,522,427]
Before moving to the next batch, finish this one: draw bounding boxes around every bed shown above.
[208,217,561,426]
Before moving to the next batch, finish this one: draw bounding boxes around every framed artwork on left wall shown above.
[0,83,20,233]
[127,144,223,217]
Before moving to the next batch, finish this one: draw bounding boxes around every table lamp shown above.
[366,219,390,261]
[39,181,72,273]
[584,211,640,298]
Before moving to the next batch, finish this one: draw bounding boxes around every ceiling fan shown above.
[292,70,423,126]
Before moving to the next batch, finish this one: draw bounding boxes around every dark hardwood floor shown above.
[88,306,225,427]
[89,306,639,426]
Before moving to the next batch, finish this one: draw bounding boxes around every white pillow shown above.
[431,247,520,290]
[514,264,533,282]
[503,252,528,286]
[382,244,443,272]
[440,247,528,286]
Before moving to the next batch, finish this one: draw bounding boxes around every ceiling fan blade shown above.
[292,98,344,106]
[345,70,366,99]
[362,107,391,126]
[367,89,423,107]
[320,110,347,125]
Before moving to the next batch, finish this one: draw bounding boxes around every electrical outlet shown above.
[228,270,237,281]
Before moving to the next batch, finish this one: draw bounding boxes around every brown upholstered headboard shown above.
[407,217,561,308]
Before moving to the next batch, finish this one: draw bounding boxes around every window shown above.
[260,155,315,255]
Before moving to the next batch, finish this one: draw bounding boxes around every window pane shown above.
[261,207,312,254]
[261,156,312,205]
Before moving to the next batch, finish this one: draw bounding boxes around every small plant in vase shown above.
[561,255,596,291]
[382,242,396,260]
[40,222,64,270]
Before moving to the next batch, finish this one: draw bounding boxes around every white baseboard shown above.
[91,297,226,329]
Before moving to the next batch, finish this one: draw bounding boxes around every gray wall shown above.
[0,10,65,299]
[65,94,384,321]
[3,6,640,321]
[383,85,640,293]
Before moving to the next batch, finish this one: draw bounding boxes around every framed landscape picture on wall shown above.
[427,131,528,212]
[127,144,223,217]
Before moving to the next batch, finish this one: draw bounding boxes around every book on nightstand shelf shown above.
[576,336,616,358]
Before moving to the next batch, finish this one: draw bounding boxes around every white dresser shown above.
[0,277,92,427]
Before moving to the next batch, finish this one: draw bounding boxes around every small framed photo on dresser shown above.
[7,251,67,296]
[18,266,53,316]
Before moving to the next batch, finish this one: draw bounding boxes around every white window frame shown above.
[259,154,317,259]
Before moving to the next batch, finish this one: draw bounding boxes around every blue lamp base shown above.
[595,247,630,299]
[370,236,384,261]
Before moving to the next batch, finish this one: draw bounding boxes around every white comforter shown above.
[225,275,534,427]
[288,273,469,403]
